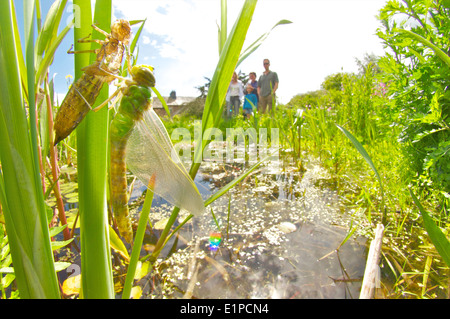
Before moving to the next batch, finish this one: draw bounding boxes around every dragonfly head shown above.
[131,65,156,88]
[111,19,131,45]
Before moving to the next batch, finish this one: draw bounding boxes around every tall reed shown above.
[74,0,114,298]
[0,0,61,298]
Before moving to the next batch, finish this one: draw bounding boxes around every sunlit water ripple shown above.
[132,156,369,299]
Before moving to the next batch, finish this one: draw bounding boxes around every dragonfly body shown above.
[53,19,131,145]
[110,66,155,242]
[110,65,204,243]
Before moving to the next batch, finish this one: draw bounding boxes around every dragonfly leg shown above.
[77,37,105,46]
[67,43,98,55]
[75,33,92,42]
[67,29,108,54]
[92,88,122,112]
[91,24,111,38]
[75,33,101,43]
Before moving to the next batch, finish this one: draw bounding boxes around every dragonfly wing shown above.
[126,107,205,216]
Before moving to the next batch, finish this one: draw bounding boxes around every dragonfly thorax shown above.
[110,19,131,45]
[130,65,156,88]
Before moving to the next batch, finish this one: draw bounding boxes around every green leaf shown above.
[152,87,171,118]
[9,1,28,99]
[76,0,114,299]
[54,262,72,272]
[410,188,450,268]
[408,47,426,64]
[1,273,15,289]
[338,223,357,249]
[336,124,385,222]
[218,0,227,55]
[204,151,274,207]
[51,238,74,251]
[210,207,221,231]
[35,20,73,89]
[237,19,292,68]
[109,225,130,260]
[394,28,450,68]
[335,124,383,192]
[122,19,146,77]
[0,267,15,274]
[192,0,258,177]
[0,0,60,299]
[49,224,68,237]
[150,0,260,276]
[121,181,154,299]
[35,0,67,59]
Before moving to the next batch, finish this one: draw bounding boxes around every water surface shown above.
[135,157,368,299]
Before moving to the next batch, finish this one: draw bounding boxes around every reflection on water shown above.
[136,157,368,299]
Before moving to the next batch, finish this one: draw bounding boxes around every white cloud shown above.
[142,35,151,44]
[114,0,221,96]
[113,0,388,103]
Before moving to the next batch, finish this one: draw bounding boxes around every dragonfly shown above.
[109,65,205,242]
[53,19,131,145]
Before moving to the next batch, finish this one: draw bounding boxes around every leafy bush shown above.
[376,0,450,196]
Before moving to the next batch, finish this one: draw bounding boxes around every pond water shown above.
[131,155,369,299]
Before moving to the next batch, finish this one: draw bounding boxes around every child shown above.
[243,83,257,119]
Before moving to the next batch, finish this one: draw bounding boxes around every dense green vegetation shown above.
[0,0,448,299]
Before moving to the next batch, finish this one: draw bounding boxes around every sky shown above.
[45,0,389,104]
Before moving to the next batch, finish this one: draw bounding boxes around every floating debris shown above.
[277,221,297,234]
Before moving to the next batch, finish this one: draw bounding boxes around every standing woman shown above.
[226,72,244,118]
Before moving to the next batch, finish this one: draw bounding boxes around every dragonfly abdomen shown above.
[110,137,133,243]
[109,83,152,242]
[53,73,104,145]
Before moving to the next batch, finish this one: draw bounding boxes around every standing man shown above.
[257,59,278,114]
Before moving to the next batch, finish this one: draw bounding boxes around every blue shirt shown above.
[243,93,258,109]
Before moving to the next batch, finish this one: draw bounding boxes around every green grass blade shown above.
[0,0,60,298]
[35,0,68,60]
[75,0,114,299]
[152,87,171,117]
[122,180,155,299]
[152,0,258,268]
[204,151,273,207]
[10,1,28,99]
[335,124,384,199]
[218,0,227,55]
[410,188,450,268]
[338,223,357,250]
[237,19,292,68]
[394,28,450,68]
[35,20,73,89]
[210,207,221,231]
[191,0,258,178]
[121,19,146,77]
[203,0,257,131]
[336,124,386,223]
